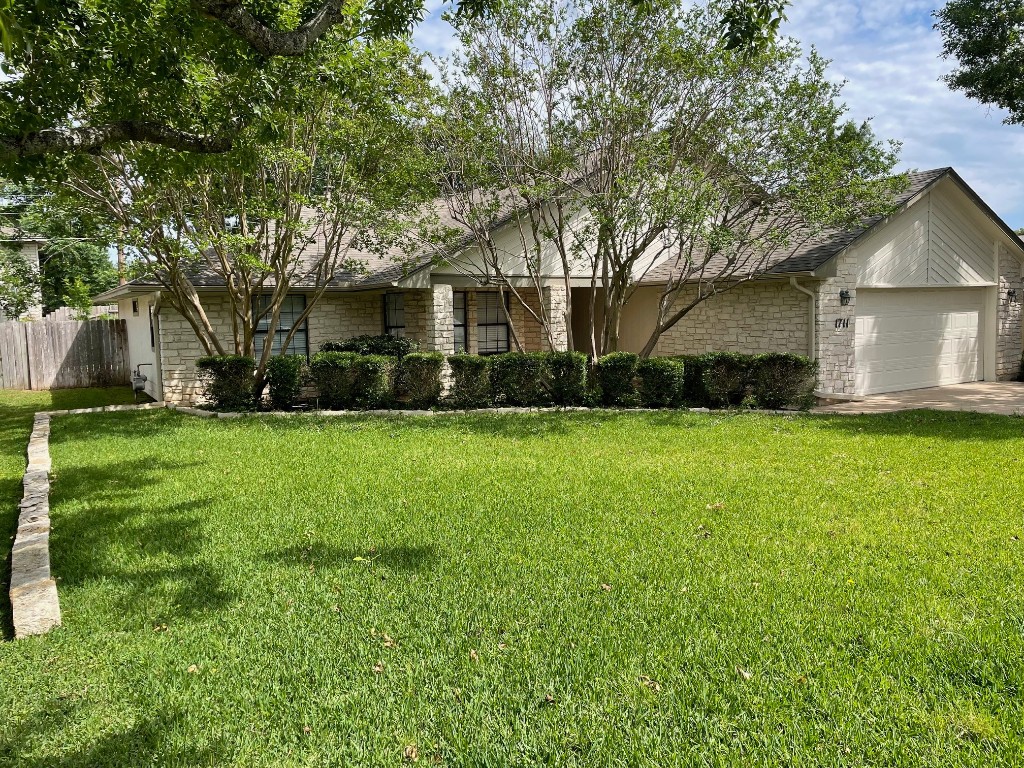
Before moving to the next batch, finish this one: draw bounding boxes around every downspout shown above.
[789,277,816,359]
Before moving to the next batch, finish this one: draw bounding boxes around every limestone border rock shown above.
[9,400,166,640]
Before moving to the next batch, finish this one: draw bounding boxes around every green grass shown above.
[2,404,1024,765]
[0,388,136,638]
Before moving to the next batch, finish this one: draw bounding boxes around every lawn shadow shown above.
[0,699,228,767]
[809,409,1024,442]
[264,541,439,573]
[45,456,234,625]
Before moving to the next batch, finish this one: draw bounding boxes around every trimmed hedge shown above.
[398,352,444,409]
[635,357,684,408]
[490,352,547,406]
[309,351,358,409]
[196,355,255,411]
[351,354,396,409]
[595,352,639,407]
[446,354,491,408]
[321,334,419,358]
[748,354,818,409]
[701,352,751,407]
[546,351,588,406]
[265,355,304,410]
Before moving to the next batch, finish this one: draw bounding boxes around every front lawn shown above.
[2,407,1023,765]
[0,387,135,638]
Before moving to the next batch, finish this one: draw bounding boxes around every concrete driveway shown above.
[814,381,1024,416]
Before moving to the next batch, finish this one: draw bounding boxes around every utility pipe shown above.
[789,277,816,359]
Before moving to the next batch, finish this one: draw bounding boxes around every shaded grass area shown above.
[1,407,1023,765]
[0,388,135,639]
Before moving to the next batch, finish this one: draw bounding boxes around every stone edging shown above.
[167,404,805,419]
[8,400,165,640]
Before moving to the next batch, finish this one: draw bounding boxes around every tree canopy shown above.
[0,0,787,172]
[935,0,1024,123]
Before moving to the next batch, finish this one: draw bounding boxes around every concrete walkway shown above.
[815,381,1024,416]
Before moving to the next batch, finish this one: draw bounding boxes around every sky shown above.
[412,0,1024,229]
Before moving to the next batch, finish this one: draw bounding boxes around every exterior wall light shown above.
[839,289,852,306]
[1008,288,1018,303]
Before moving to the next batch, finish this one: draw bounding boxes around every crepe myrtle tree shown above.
[41,37,436,397]
[437,0,901,356]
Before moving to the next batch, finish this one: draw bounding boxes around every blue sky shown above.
[412,0,1024,228]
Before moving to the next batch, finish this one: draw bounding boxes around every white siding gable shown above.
[856,177,998,288]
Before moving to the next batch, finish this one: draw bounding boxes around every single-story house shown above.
[96,167,1023,404]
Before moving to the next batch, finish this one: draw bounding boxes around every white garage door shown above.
[855,288,984,395]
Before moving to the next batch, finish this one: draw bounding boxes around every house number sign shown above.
[834,318,850,329]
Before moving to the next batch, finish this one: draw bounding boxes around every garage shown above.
[855,288,984,395]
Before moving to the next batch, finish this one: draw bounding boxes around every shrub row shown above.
[198,347,817,412]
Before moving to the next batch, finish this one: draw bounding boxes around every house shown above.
[0,231,45,321]
[95,167,1023,404]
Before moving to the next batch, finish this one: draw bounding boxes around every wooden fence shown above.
[0,319,130,390]
[42,304,118,322]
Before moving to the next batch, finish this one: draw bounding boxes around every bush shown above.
[635,357,685,408]
[489,352,548,406]
[321,334,419,358]
[265,355,304,411]
[398,352,444,409]
[701,352,751,407]
[351,354,396,409]
[309,351,358,409]
[546,351,588,406]
[676,355,708,406]
[195,355,255,411]
[446,354,491,408]
[747,353,818,409]
[595,352,639,407]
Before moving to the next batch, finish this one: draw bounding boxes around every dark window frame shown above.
[383,292,406,337]
[476,291,510,356]
[453,290,467,353]
[148,305,155,349]
[254,294,310,359]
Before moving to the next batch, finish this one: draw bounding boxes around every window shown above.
[476,292,509,355]
[254,295,309,358]
[383,293,406,337]
[453,291,467,353]
[148,306,155,349]
[131,299,139,316]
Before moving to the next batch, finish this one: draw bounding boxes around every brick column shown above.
[424,283,455,355]
[542,285,569,352]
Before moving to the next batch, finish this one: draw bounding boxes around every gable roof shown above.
[641,167,1024,284]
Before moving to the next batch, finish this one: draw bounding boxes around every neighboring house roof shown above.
[641,167,1024,284]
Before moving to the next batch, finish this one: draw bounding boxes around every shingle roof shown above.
[641,168,954,285]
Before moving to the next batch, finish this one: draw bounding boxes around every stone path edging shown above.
[8,400,166,640]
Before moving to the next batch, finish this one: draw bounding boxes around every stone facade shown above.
[651,281,810,358]
[814,250,859,396]
[156,284,570,404]
[997,247,1024,380]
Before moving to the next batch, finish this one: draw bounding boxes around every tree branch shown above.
[191,0,347,57]
[2,120,239,158]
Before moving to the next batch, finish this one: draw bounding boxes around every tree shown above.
[44,35,435,396]
[0,244,39,318]
[438,0,901,357]
[0,181,119,313]
[935,0,1024,124]
[0,0,786,168]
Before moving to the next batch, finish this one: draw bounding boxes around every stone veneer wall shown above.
[159,292,386,404]
[461,287,568,354]
[651,281,810,358]
[814,250,858,395]
[997,247,1024,379]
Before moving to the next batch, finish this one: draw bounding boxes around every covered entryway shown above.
[854,288,985,395]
